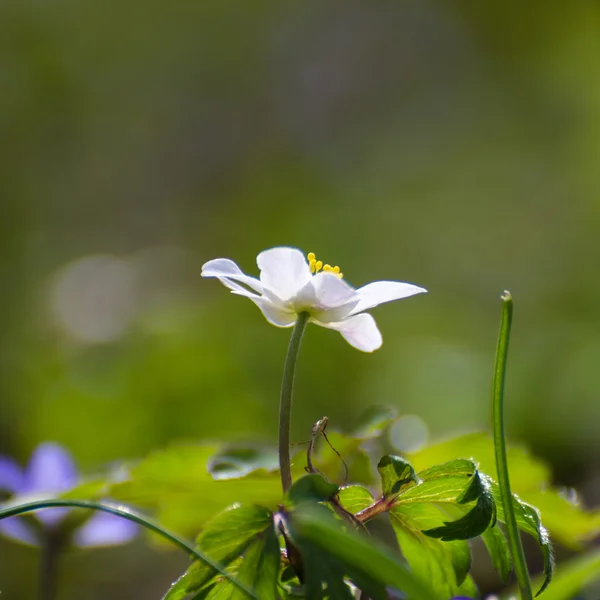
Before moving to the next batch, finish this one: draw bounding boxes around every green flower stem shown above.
[492,291,533,600]
[39,530,66,600]
[279,311,309,494]
[0,499,257,600]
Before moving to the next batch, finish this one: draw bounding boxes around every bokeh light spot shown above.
[390,414,429,453]
[50,254,137,344]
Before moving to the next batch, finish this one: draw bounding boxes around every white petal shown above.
[257,247,312,301]
[318,313,382,352]
[220,278,261,299]
[311,272,357,308]
[201,258,263,294]
[350,281,427,315]
[261,285,290,309]
[294,273,358,321]
[250,297,297,327]
[201,256,295,326]
[312,302,359,323]
[292,278,317,309]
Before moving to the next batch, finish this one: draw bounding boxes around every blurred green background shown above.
[1,0,599,597]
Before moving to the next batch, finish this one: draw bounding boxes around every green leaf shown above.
[337,485,374,514]
[455,575,478,599]
[230,522,280,600]
[481,524,512,583]
[191,582,230,599]
[208,446,278,481]
[322,571,356,600]
[491,482,554,595]
[406,432,551,492]
[398,458,476,502]
[406,433,600,550]
[162,504,277,600]
[286,505,438,600]
[396,459,496,540]
[186,527,281,600]
[377,455,418,496]
[422,499,493,541]
[379,459,496,597]
[389,503,474,597]
[162,573,194,600]
[302,544,355,600]
[285,474,339,508]
[107,444,282,538]
[422,472,496,541]
[521,490,600,550]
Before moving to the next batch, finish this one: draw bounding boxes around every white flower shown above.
[201,247,426,352]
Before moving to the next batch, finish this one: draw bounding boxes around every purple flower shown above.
[0,442,137,547]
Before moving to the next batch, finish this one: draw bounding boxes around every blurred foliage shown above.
[1,0,600,597]
[516,548,600,600]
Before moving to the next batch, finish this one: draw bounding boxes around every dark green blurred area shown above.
[1,0,599,597]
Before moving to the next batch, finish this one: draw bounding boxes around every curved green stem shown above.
[492,291,533,600]
[279,311,309,494]
[0,499,257,599]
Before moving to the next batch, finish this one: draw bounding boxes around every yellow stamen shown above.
[306,252,344,279]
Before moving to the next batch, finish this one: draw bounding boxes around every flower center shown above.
[307,252,343,278]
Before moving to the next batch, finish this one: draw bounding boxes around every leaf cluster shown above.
[52,409,600,598]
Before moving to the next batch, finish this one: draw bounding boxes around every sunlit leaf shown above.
[191,582,230,599]
[162,504,277,600]
[422,473,496,541]
[406,432,550,492]
[491,482,554,595]
[406,433,600,549]
[337,485,374,514]
[162,573,191,600]
[377,455,418,496]
[379,458,495,597]
[397,459,495,540]
[399,459,476,501]
[230,522,280,600]
[105,445,281,537]
[481,524,511,584]
[389,503,474,597]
